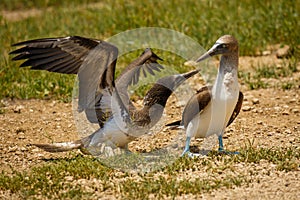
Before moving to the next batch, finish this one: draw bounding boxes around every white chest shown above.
[89,118,131,148]
[186,71,239,138]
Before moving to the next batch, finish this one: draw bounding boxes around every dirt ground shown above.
[1,51,300,199]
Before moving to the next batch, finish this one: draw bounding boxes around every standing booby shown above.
[10,35,198,154]
[167,35,243,156]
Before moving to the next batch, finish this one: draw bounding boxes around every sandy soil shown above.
[0,53,300,199]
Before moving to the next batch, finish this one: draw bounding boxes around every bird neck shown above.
[130,84,172,126]
[213,52,239,95]
[219,52,238,76]
[143,84,172,108]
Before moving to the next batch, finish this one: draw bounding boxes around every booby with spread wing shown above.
[10,36,199,154]
[167,35,243,156]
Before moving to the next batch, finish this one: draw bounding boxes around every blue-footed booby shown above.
[167,35,243,156]
[10,36,198,154]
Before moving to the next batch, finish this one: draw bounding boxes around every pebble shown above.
[242,106,251,112]
[267,132,274,136]
[282,110,289,115]
[262,50,271,56]
[18,132,26,139]
[257,121,264,125]
[13,105,24,113]
[289,98,297,103]
[291,109,299,114]
[252,98,260,104]
[64,176,74,182]
[284,129,292,134]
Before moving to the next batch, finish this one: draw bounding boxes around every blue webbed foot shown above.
[218,135,239,155]
[218,148,239,155]
[181,150,202,158]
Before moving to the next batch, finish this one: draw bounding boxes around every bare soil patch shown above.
[1,3,299,199]
[0,55,299,199]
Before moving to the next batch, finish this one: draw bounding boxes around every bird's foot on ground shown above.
[218,148,239,155]
[181,151,206,158]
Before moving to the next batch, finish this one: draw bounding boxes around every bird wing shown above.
[10,37,164,128]
[115,48,164,110]
[116,48,163,86]
[10,36,118,127]
[182,86,212,128]
[226,91,244,127]
[10,36,100,74]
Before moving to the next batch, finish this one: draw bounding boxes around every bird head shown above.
[196,35,238,63]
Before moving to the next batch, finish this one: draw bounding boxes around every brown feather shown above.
[227,91,244,126]
[182,86,212,127]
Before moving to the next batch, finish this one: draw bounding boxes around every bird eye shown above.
[220,44,227,49]
[217,44,227,49]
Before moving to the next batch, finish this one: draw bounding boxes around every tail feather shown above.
[166,120,181,127]
[33,140,84,153]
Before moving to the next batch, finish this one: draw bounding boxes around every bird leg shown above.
[181,136,191,156]
[181,136,203,158]
[218,135,225,152]
[217,135,239,154]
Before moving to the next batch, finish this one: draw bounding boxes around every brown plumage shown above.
[167,35,243,156]
[10,35,198,154]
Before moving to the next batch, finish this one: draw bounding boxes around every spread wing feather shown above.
[10,36,117,127]
[11,37,164,128]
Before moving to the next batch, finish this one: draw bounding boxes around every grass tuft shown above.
[1,0,299,100]
[0,145,298,199]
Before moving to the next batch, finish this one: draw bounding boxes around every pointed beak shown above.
[181,69,199,80]
[195,44,218,63]
[173,69,199,88]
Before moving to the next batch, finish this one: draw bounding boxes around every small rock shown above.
[18,132,26,139]
[257,121,264,125]
[252,98,260,105]
[243,95,253,102]
[267,132,274,136]
[51,101,57,107]
[274,106,281,112]
[262,50,271,56]
[291,109,299,114]
[8,146,18,152]
[289,98,297,103]
[282,110,289,115]
[13,105,24,113]
[176,101,186,107]
[19,147,27,152]
[284,129,292,134]
[242,106,251,112]
[276,45,291,59]
[64,176,74,182]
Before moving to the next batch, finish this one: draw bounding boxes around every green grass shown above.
[0,1,299,198]
[0,146,299,199]
[0,0,299,100]
[0,0,100,11]
[239,58,299,90]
